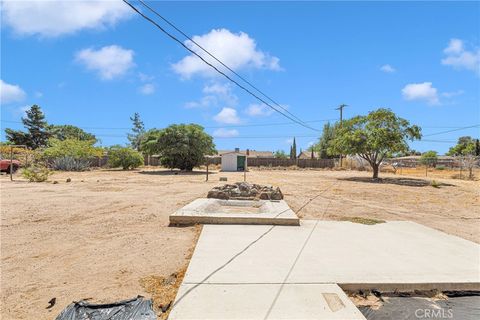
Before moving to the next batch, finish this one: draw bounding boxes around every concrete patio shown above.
[169,220,480,319]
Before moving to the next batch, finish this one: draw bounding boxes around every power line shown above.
[423,124,480,137]
[122,0,321,132]
[0,119,336,130]
[136,0,303,125]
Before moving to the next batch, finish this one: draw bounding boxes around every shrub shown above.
[22,165,52,182]
[52,156,91,171]
[145,124,216,171]
[107,146,144,170]
[44,138,103,159]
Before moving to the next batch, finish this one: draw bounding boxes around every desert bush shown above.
[22,165,52,182]
[44,138,103,159]
[52,156,91,171]
[107,146,144,170]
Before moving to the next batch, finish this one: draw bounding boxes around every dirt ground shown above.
[1,167,479,319]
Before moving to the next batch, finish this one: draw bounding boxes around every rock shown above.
[259,192,270,200]
[207,183,283,200]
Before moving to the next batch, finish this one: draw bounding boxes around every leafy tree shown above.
[420,150,438,176]
[48,124,97,142]
[152,124,216,171]
[5,105,50,149]
[44,138,103,159]
[274,150,288,159]
[447,136,476,156]
[139,129,162,155]
[329,108,421,178]
[315,122,337,159]
[447,136,479,179]
[420,151,438,166]
[107,146,144,170]
[127,112,146,150]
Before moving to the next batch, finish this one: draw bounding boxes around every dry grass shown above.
[1,167,478,320]
[340,217,386,225]
[139,225,201,319]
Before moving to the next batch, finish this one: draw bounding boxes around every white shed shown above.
[221,151,247,172]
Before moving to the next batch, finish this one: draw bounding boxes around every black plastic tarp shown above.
[360,296,480,320]
[55,296,156,320]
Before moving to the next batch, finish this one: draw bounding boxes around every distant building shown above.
[298,150,320,159]
[216,149,274,158]
[221,148,247,172]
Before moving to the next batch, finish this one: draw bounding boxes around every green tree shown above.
[447,136,476,156]
[44,138,103,159]
[315,122,337,159]
[139,129,162,155]
[5,105,50,149]
[290,137,297,159]
[420,150,438,176]
[447,136,478,179]
[48,124,97,142]
[107,146,144,170]
[329,108,421,178]
[127,112,146,150]
[152,124,216,171]
[274,150,288,159]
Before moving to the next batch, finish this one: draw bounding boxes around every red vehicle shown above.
[0,159,21,173]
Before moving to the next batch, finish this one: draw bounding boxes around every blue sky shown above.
[1,0,479,154]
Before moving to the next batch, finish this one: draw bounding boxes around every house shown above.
[221,148,247,172]
[217,149,274,158]
[298,150,320,159]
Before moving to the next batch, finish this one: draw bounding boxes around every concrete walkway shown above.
[169,220,480,319]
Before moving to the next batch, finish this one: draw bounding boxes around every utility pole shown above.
[336,104,348,167]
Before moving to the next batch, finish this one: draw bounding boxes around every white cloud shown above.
[212,128,239,138]
[441,38,480,74]
[402,82,439,105]
[245,103,273,117]
[0,79,26,105]
[1,0,132,38]
[172,28,281,78]
[185,82,238,108]
[441,90,465,98]
[138,72,155,82]
[213,107,241,124]
[139,83,155,95]
[75,45,135,80]
[380,64,396,73]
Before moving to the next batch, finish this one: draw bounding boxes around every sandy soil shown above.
[1,168,479,319]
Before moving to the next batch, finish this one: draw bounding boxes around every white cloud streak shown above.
[75,45,135,80]
[402,82,439,105]
[441,38,480,74]
[380,64,396,73]
[1,0,132,38]
[213,128,239,138]
[172,28,281,78]
[213,107,241,124]
[0,79,26,105]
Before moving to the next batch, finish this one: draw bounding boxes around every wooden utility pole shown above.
[336,104,348,167]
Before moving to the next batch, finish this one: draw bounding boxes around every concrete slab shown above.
[169,283,366,320]
[182,220,480,291]
[170,198,299,226]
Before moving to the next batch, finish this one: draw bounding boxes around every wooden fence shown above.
[86,156,335,169]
